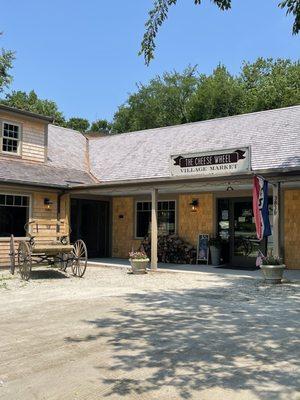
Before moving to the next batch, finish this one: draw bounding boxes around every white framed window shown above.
[0,194,30,237]
[1,121,21,155]
[135,200,176,238]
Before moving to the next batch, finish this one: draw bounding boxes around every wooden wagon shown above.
[9,219,88,280]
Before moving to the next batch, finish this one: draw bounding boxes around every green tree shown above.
[187,65,245,122]
[112,58,300,134]
[112,66,198,133]
[0,33,15,92]
[66,117,90,132]
[1,90,66,125]
[141,0,300,65]
[90,119,112,134]
[240,58,300,112]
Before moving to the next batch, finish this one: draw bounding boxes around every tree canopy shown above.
[140,0,300,65]
[112,58,300,133]
[1,58,299,135]
[0,33,14,93]
[0,89,111,134]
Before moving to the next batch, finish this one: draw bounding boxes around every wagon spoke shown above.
[18,241,32,281]
[71,239,88,278]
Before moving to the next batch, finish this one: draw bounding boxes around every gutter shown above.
[68,167,300,192]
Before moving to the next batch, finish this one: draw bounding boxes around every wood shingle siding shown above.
[284,189,300,269]
[0,111,46,163]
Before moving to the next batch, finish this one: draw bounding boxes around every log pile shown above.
[139,234,197,264]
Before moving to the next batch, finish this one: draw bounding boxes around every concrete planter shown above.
[210,246,221,266]
[129,258,149,274]
[260,264,286,283]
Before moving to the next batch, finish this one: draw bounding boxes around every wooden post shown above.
[151,188,158,270]
[273,182,281,258]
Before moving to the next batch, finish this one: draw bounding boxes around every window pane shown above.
[137,202,142,211]
[0,195,5,205]
[14,196,22,206]
[0,206,27,237]
[6,195,13,205]
[136,210,150,237]
[169,201,175,210]
[2,138,18,153]
[143,202,150,211]
[22,196,29,207]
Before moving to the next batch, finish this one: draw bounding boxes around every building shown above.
[0,104,299,269]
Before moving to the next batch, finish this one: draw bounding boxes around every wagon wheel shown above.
[18,241,32,281]
[71,240,87,277]
[9,235,16,275]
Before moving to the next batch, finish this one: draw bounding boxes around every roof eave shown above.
[68,167,300,191]
[0,105,54,123]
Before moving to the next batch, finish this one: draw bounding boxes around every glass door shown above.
[230,198,266,267]
[217,198,268,267]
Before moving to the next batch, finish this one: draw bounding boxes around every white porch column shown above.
[151,188,158,270]
[272,182,281,258]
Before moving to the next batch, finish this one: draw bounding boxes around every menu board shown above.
[197,234,209,264]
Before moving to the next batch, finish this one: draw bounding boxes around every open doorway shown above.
[70,199,110,258]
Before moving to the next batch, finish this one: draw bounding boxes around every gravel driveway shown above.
[0,266,299,400]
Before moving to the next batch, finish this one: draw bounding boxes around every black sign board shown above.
[197,234,209,264]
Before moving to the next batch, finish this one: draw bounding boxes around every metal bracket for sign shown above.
[197,234,209,265]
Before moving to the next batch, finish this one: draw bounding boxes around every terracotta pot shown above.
[260,264,286,284]
[129,258,149,274]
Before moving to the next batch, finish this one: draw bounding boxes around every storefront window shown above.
[136,200,176,238]
[0,194,30,237]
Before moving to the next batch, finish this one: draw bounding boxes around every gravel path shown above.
[0,266,299,400]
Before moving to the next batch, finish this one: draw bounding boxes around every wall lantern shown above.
[189,199,199,212]
[44,198,53,211]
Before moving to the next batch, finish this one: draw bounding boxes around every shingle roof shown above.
[0,105,53,123]
[1,106,299,188]
[88,105,300,182]
[0,158,94,188]
[47,124,88,172]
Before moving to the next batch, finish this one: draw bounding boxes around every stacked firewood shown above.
[139,234,197,264]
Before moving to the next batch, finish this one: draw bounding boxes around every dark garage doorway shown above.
[70,199,110,258]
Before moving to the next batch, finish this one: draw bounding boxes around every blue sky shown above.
[1,0,299,122]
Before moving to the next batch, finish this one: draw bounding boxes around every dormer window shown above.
[1,122,21,155]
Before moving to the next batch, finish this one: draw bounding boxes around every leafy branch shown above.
[140,0,300,65]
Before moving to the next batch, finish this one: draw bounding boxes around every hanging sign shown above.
[197,234,209,264]
[170,147,250,177]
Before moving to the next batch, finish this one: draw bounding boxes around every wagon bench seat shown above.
[32,244,74,254]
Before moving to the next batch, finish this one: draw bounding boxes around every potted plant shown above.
[260,253,285,284]
[209,237,223,266]
[129,251,149,274]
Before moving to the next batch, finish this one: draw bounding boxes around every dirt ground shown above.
[0,266,299,400]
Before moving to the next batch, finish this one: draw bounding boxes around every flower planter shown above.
[260,264,286,284]
[129,258,149,274]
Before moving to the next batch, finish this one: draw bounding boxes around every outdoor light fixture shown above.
[189,199,199,212]
[44,198,53,210]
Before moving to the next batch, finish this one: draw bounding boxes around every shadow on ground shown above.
[29,269,69,280]
[66,279,299,399]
